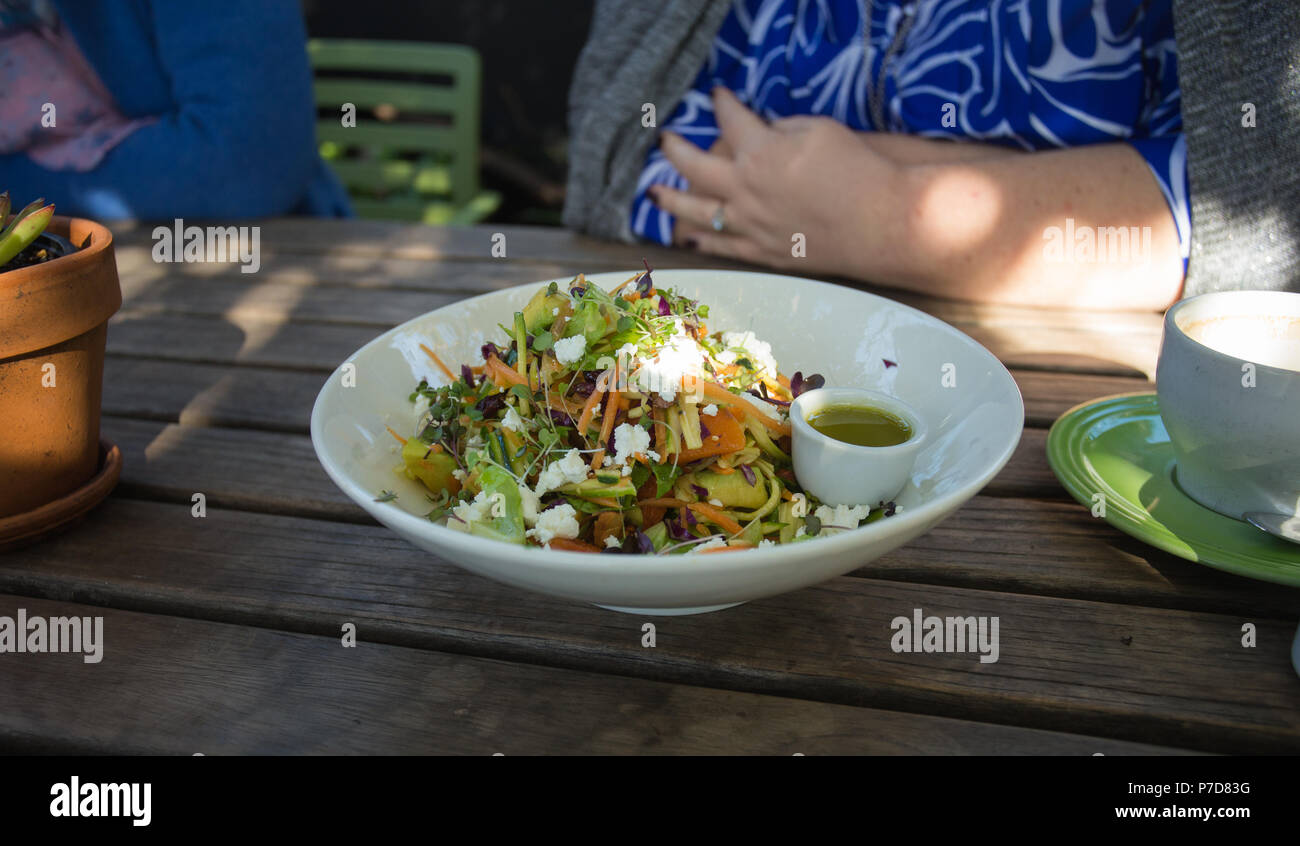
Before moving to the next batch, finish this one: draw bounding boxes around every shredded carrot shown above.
[419,343,456,382]
[711,465,736,475]
[586,497,621,508]
[687,502,744,536]
[576,381,606,434]
[609,271,644,295]
[777,373,791,389]
[546,391,583,419]
[547,537,601,553]
[780,489,794,501]
[651,407,668,463]
[385,426,408,445]
[700,381,792,436]
[697,542,755,553]
[590,391,623,470]
[485,354,527,387]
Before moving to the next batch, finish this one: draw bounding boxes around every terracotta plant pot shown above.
[0,216,121,519]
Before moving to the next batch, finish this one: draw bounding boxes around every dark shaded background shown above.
[302,0,595,223]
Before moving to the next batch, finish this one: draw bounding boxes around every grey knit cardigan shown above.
[563,0,1299,297]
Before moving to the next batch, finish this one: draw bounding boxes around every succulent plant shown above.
[0,192,55,268]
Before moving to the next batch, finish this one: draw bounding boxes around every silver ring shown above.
[710,204,726,233]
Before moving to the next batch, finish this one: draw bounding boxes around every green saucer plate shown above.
[1047,392,1300,587]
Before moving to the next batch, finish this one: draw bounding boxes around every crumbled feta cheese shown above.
[759,538,775,548]
[553,334,587,365]
[708,498,724,508]
[500,406,526,432]
[621,464,633,476]
[449,490,493,531]
[701,404,718,417]
[689,536,730,553]
[812,503,871,535]
[552,307,560,316]
[720,330,779,378]
[604,535,621,549]
[633,320,702,403]
[517,483,541,526]
[533,448,590,495]
[612,422,650,466]
[602,455,614,467]
[527,503,580,545]
[452,468,467,482]
[645,449,661,462]
[736,389,784,421]
[794,526,807,538]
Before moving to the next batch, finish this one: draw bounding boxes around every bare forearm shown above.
[872,143,1184,310]
[859,132,1023,165]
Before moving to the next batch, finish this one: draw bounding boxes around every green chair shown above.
[307,39,500,225]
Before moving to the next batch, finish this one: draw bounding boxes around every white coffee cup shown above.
[1155,290,1300,520]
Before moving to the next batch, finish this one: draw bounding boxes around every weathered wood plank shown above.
[112,247,627,296]
[960,324,1156,379]
[108,309,1156,382]
[1011,370,1150,426]
[118,272,459,327]
[4,595,1186,755]
[91,422,1300,618]
[1,500,1294,753]
[110,219,739,270]
[109,219,1163,358]
[102,416,363,522]
[102,355,1147,435]
[109,312,376,372]
[990,428,1063,499]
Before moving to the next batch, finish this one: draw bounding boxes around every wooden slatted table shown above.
[3,219,1297,755]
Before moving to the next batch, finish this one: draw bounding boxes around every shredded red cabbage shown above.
[790,371,826,398]
[460,364,476,388]
[637,258,654,297]
[475,393,506,417]
[665,516,693,541]
[740,464,756,486]
[627,529,655,554]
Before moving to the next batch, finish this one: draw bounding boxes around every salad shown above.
[384,268,897,553]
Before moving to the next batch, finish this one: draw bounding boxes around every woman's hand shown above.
[649,87,905,280]
[646,87,1184,310]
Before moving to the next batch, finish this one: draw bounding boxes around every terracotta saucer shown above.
[0,439,122,552]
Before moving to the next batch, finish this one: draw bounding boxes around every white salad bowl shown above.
[311,270,1024,614]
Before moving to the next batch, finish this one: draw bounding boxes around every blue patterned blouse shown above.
[631,0,1188,267]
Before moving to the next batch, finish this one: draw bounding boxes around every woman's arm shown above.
[652,89,1184,311]
[895,143,1183,309]
[0,0,320,220]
